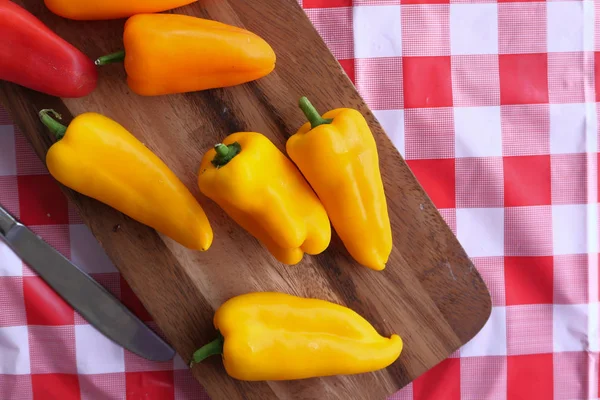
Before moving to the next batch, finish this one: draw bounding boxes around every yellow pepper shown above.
[286,97,393,271]
[197,132,330,265]
[190,292,403,380]
[40,109,213,251]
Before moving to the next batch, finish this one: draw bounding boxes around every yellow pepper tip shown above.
[364,262,386,272]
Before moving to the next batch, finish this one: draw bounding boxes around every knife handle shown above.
[0,204,17,237]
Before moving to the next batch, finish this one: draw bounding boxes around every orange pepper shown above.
[95,14,276,96]
[44,0,197,20]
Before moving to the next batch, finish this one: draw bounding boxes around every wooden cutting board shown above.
[0,0,492,398]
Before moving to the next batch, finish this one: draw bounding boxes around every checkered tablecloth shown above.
[1,0,598,398]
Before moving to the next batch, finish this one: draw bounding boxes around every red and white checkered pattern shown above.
[1,0,599,398]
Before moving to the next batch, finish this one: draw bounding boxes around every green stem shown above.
[190,333,224,368]
[299,96,332,129]
[95,50,126,66]
[215,144,230,158]
[38,109,67,140]
[211,142,241,168]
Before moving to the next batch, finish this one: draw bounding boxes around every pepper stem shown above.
[211,142,241,168]
[215,144,230,158]
[299,96,332,129]
[189,333,224,368]
[95,50,126,66]
[39,109,67,140]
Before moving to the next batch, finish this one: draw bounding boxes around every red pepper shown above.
[0,0,97,98]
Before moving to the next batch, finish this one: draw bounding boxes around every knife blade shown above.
[0,204,175,362]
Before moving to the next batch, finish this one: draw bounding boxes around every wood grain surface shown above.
[0,1,492,399]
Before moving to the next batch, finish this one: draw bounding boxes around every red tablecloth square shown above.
[412,358,460,400]
[401,0,448,6]
[595,53,600,100]
[503,155,552,207]
[507,354,554,400]
[17,174,69,226]
[125,371,174,400]
[403,56,453,108]
[302,0,352,8]
[337,59,355,83]
[23,276,74,326]
[354,0,401,4]
[499,54,549,105]
[406,159,456,209]
[31,373,81,400]
[504,256,554,305]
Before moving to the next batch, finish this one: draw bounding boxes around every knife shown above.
[0,204,175,362]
